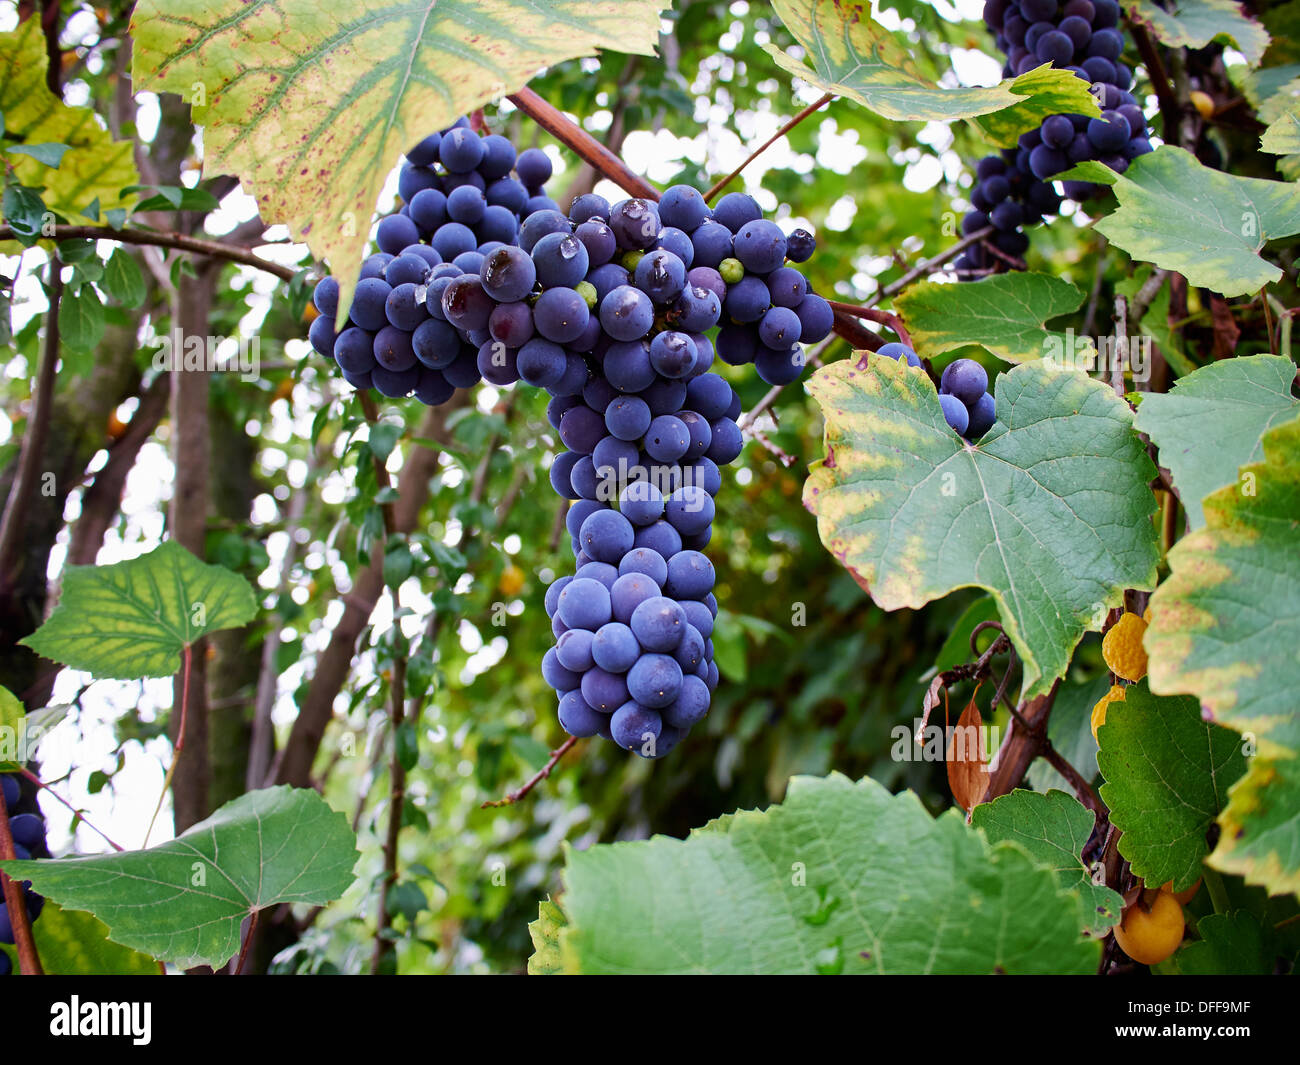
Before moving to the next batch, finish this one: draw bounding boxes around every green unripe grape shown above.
[575,281,598,309]
[719,257,744,285]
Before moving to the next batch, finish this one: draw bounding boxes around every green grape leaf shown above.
[527,898,568,975]
[972,789,1121,934]
[1133,355,1299,529]
[1062,147,1300,297]
[895,272,1088,365]
[129,0,668,322]
[0,786,358,969]
[1146,417,1300,756]
[1261,103,1300,155]
[0,20,138,222]
[20,541,258,681]
[803,358,1159,699]
[0,902,158,975]
[1028,672,1110,793]
[1127,0,1270,66]
[1158,912,1277,975]
[1211,753,1300,895]
[766,0,1097,142]
[549,773,1098,974]
[1097,683,1247,892]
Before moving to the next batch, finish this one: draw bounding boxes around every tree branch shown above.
[0,224,299,282]
[0,257,62,595]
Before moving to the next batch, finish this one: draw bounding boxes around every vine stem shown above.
[481,737,579,809]
[703,92,834,203]
[371,650,409,975]
[826,300,912,348]
[865,226,994,308]
[234,909,260,975]
[507,88,659,201]
[0,224,299,281]
[0,783,44,974]
[143,641,193,847]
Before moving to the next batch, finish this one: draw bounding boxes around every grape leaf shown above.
[549,773,1098,974]
[803,358,1159,699]
[1211,753,1300,895]
[1097,683,1247,893]
[1127,0,1270,66]
[895,272,1088,364]
[972,789,1121,934]
[1146,417,1300,756]
[20,541,258,681]
[527,898,567,975]
[0,20,138,223]
[1133,354,1299,529]
[765,0,1097,143]
[129,0,668,321]
[1261,103,1300,155]
[1158,911,1277,975]
[1062,147,1300,297]
[0,786,358,969]
[0,903,157,976]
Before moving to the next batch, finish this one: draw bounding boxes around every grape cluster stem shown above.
[0,782,44,975]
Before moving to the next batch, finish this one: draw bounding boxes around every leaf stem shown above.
[703,92,833,203]
[826,300,912,348]
[18,768,124,852]
[234,908,260,975]
[1202,867,1231,915]
[144,641,193,847]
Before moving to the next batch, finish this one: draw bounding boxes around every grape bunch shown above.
[471,184,831,756]
[0,773,47,972]
[307,117,559,402]
[305,118,834,757]
[954,0,1152,274]
[876,345,996,442]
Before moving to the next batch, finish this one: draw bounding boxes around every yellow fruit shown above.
[1190,90,1215,120]
[1142,603,1152,624]
[273,378,295,403]
[1103,612,1148,682]
[106,410,129,441]
[303,302,320,324]
[1091,684,1127,742]
[498,564,525,597]
[1114,890,1185,966]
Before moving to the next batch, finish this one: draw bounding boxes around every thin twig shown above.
[0,224,299,281]
[370,654,407,975]
[18,769,124,852]
[507,88,659,201]
[703,92,833,203]
[481,736,579,808]
[1126,20,1180,145]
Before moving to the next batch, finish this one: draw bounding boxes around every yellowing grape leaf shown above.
[0,19,137,223]
[804,358,1158,699]
[129,0,668,319]
[1146,417,1300,757]
[766,0,1097,145]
